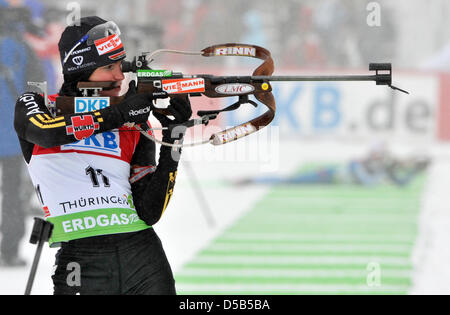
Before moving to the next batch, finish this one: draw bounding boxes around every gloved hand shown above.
[115,80,155,125]
[153,95,192,142]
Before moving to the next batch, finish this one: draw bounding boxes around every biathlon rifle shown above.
[46,43,408,147]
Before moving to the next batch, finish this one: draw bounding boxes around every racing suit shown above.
[14,92,180,294]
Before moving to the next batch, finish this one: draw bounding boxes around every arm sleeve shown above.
[14,92,124,148]
[131,133,181,226]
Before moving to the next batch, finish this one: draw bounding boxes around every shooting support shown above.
[24,217,53,295]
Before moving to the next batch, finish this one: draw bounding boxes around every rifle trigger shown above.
[239,95,258,108]
[199,114,217,126]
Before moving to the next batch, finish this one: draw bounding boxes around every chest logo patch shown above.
[66,115,100,140]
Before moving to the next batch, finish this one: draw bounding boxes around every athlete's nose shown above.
[114,65,125,81]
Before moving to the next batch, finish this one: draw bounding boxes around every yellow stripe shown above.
[35,114,65,124]
[30,117,66,129]
[29,117,44,128]
[42,113,64,121]
[161,171,177,217]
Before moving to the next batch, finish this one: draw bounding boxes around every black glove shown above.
[115,80,155,125]
[153,95,192,142]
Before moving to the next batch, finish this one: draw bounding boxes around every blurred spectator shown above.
[0,0,45,267]
[24,7,66,93]
[273,0,397,69]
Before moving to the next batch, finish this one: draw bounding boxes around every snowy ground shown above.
[0,137,449,295]
[409,147,450,294]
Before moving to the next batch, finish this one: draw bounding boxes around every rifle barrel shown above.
[251,75,378,82]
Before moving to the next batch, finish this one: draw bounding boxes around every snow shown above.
[0,138,448,294]
[409,147,450,294]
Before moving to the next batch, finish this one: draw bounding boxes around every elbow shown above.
[139,212,162,226]
[135,203,164,226]
[36,141,56,149]
[34,139,61,149]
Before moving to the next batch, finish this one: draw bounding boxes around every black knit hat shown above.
[58,16,126,75]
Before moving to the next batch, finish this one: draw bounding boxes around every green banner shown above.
[137,69,173,78]
[47,208,151,246]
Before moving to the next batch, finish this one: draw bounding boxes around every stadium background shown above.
[1,0,450,294]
